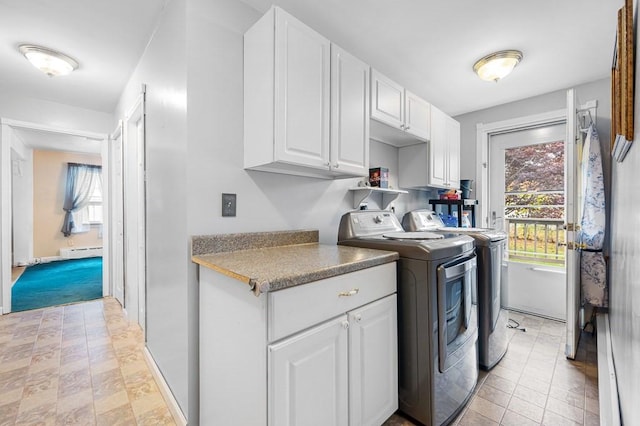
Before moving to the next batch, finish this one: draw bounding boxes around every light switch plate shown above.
[222,193,236,217]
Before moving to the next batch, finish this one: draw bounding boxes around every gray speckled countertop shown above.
[191,230,398,296]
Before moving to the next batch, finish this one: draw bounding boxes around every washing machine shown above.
[338,210,478,425]
[403,209,509,370]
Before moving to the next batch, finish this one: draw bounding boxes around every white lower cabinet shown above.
[269,295,398,426]
[348,296,399,426]
[199,262,397,426]
[269,315,349,426]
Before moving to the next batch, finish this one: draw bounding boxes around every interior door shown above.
[110,122,124,307]
[564,89,580,359]
[489,122,568,320]
[123,94,146,335]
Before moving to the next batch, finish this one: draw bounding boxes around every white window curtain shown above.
[61,163,102,237]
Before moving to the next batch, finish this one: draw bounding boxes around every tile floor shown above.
[0,297,176,425]
[384,311,600,425]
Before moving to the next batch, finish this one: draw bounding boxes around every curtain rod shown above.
[67,162,102,168]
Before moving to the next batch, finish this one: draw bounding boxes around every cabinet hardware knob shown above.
[334,164,339,168]
[405,125,410,130]
[400,124,405,130]
[325,162,331,167]
[342,321,350,329]
[338,288,359,297]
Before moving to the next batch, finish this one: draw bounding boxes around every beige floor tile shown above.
[507,395,544,423]
[0,400,21,424]
[585,410,600,426]
[96,403,136,426]
[513,383,548,408]
[546,396,585,424]
[585,396,599,416]
[91,358,121,376]
[23,367,59,398]
[457,408,499,426]
[135,405,176,426]
[518,373,551,395]
[58,368,92,399]
[542,409,582,425]
[130,391,168,418]
[476,383,511,408]
[92,368,127,400]
[56,389,94,414]
[56,402,96,426]
[549,385,585,409]
[93,389,130,415]
[484,374,517,395]
[468,395,505,423]
[14,401,57,426]
[500,409,540,426]
[17,388,58,413]
[490,365,522,383]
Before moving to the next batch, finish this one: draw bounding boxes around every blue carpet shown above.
[12,257,103,312]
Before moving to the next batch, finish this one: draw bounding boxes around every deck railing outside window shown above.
[505,218,565,266]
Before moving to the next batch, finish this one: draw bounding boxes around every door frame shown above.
[476,97,580,359]
[121,92,147,334]
[109,121,125,307]
[0,118,109,314]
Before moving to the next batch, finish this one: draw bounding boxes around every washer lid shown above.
[383,231,445,240]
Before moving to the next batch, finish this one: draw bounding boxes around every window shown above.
[78,178,103,225]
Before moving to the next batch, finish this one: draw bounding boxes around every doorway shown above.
[0,119,110,314]
[120,94,147,335]
[488,123,567,320]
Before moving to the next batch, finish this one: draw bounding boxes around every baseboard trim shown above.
[596,313,621,426]
[143,347,188,426]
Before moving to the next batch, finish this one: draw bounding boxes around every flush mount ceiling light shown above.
[19,44,79,77]
[473,50,523,82]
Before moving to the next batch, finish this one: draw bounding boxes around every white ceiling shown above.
[238,0,622,116]
[0,0,167,113]
[0,0,623,118]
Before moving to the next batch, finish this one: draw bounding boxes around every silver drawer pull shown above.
[338,288,359,297]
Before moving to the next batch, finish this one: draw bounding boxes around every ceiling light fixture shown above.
[19,44,78,77]
[473,50,523,82]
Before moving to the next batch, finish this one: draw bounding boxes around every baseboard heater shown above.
[597,312,621,426]
[59,246,103,259]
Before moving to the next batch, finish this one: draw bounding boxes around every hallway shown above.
[0,297,175,425]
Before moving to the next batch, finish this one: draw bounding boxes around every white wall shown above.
[114,0,189,417]
[455,78,612,187]
[608,2,640,423]
[0,92,113,133]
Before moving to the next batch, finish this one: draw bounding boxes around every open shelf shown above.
[429,199,478,227]
[350,187,408,209]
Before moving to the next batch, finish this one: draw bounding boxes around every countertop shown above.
[191,230,398,295]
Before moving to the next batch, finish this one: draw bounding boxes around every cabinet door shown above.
[370,70,404,130]
[446,116,461,188]
[349,295,398,426]
[274,8,331,169]
[429,105,448,187]
[269,315,349,426]
[330,45,370,177]
[404,90,431,141]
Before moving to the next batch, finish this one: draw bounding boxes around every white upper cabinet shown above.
[244,6,369,179]
[405,90,431,140]
[370,69,431,147]
[330,44,370,177]
[370,71,404,129]
[398,105,461,189]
